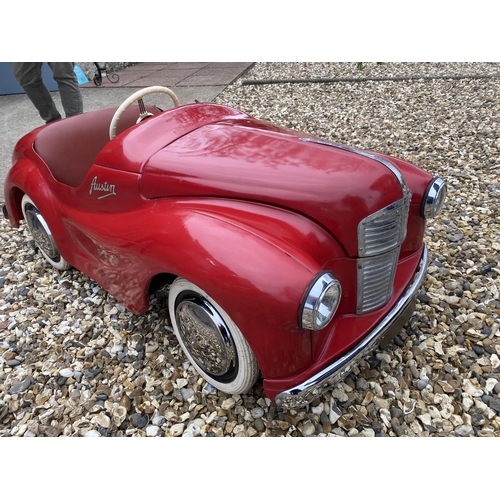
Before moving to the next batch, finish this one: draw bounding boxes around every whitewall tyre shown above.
[21,195,71,271]
[168,278,259,395]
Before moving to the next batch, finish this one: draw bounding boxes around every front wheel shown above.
[168,278,259,395]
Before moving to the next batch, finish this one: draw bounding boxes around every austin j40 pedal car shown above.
[2,86,447,409]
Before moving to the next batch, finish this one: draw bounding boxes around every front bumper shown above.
[275,245,428,410]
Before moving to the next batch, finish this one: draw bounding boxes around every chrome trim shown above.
[422,177,447,218]
[300,272,342,330]
[23,203,60,260]
[300,138,409,197]
[357,192,411,257]
[176,295,237,378]
[275,245,428,410]
[356,191,411,313]
[356,249,399,314]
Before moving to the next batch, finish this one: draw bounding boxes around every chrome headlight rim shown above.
[300,272,342,331]
[422,177,447,218]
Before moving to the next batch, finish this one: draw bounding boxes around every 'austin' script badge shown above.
[89,176,117,200]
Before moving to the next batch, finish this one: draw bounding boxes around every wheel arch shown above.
[4,156,59,228]
[147,272,177,295]
[3,185,25,227]
[138,199,348,379]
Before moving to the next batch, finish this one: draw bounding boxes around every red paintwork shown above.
[3,102,434,399]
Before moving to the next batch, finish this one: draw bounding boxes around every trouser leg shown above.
[48,62,83,117]
[10,62,62,122]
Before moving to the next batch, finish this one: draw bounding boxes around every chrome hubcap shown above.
[175,294,237,381]
[24,204,60,261]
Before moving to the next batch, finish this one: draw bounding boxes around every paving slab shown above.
[126,69,199,87]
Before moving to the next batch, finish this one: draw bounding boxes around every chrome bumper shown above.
[275,245,428,410]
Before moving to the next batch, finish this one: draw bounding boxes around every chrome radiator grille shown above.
[357,193,411,314]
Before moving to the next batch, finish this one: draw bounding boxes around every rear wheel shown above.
[21,195,71,270]
[168,278,259,394]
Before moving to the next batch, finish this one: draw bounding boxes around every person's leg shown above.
[10,62,62,122]
[48,62,83,117]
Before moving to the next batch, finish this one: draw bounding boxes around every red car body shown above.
[3,89,446,409]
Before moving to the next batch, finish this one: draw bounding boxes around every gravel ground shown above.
[1,62,500,437]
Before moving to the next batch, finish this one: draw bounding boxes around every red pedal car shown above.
[2,86,447,409]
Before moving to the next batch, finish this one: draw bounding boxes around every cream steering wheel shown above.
[109,86,180,140]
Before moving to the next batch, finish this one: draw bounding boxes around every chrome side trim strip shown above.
[275,245,428,410]
[300,138,409,196]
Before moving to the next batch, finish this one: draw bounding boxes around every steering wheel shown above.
[109,86,180,140]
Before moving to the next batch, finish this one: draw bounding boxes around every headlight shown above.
[300,272,342,330]
[422,177,447,218]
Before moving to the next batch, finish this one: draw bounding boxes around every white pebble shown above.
[146,425,159,437]
[463,379,483,397]
[170,423,185,437]
[85,430,102,437]
[485,378,498,393]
